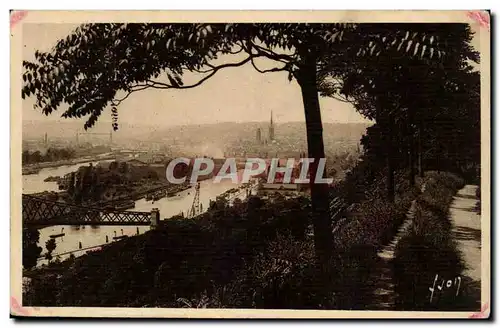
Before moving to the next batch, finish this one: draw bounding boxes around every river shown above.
[23,161,249,265]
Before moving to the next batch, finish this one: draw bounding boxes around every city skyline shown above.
[22,23,373,128]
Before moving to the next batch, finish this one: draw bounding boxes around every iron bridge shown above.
[22,194,152,228]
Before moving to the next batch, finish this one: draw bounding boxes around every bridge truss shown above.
[22,194,151,228]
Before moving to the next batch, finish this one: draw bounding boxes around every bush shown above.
[322,172,417,309]
[335,169,418,251]
[219,233,320,309]
[393,172,467,311]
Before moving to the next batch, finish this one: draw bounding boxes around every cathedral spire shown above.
[269,110,275,141]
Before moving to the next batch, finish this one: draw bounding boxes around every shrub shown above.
[335,169,418,251]
[220,233,320,309]
[393,172,467,311]
[312,166,416,309]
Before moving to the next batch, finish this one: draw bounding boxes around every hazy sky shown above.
[22,23,480,129]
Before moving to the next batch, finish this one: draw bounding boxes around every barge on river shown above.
[104,200,135,211]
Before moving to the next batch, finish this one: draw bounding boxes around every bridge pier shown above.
[150,208,160,229]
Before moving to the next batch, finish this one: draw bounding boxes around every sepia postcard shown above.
[10,10,491,319]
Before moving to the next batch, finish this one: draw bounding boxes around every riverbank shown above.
[22,154,117,175]
[109,181,194,206]
[29,181,179,208]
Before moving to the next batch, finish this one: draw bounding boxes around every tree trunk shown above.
[417,120,424,178]
[296,55,333,273]
[409,135,415,186]
[376,99,395,202]
[387,153,395,202]
[408,111,415,187]
[386,114,395,202]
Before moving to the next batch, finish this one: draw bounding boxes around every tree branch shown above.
[327,95,353,103]
[112,55,265,107]
[188,66,214,74]
[248,41,292,64]
[111,85,151,106]
[226,43,244,55]
[147,55,260,90]
[250,57,288,74]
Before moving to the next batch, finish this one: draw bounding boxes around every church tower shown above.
[268,110,275,141]
[256,127,262,144]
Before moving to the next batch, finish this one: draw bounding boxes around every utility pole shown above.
[188,183,201,218]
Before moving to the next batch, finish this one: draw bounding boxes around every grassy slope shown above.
[214,169,420,310]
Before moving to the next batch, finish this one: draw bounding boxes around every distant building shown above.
[261,183,299,190]
[256,128,262,144]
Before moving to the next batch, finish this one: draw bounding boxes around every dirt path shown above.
[448,184,481,309]
[366,183,481,311]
